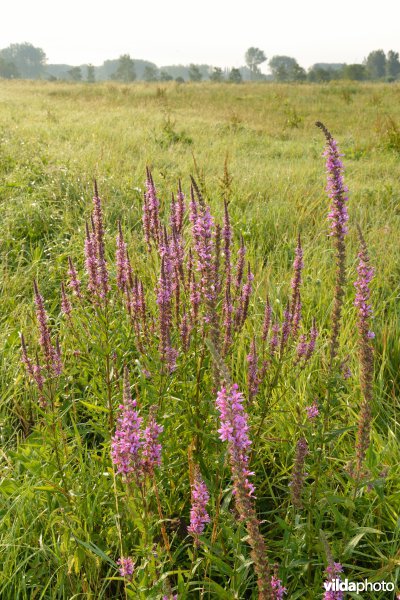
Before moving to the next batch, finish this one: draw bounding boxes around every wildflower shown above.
[290,437,308,509]
[84,222,99,295]
[60,282,72,317]
[216,384,272,598]
[67,257,81,298]
[117,556,134,579]
[323,562,344,600]
[156,257,178,372]
[92,181,109,298]
[144,168,161,246]
[116,220,129,291]
[111,368,143,477]
[354,228,375,476]
[187,470,210,544]
[290,234,303,336]
[222,284,233,355]
[316,121,348,363]
[176,179,185,233]
[271,575,287,599]
[235,263,254,331]
[295,334,308,362]
[269,322,280,356]
[33,280,60,376]
[223,199,232,288]
[305,400,319,420]
[141,409,163,475]
[279,302,291,353]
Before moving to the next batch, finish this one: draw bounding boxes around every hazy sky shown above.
[2,0,400,70]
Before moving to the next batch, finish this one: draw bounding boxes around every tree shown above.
[228,68,242,83]
[291,63,306,82]
[269,56,306,82]
[365,50,386,79]
[87,64,95,83]
[143,65,158,81]
[0,42,46,78]
[343,64,367,81]
[112,54,136,82]
[0,56,19,79]
[68,66,82,81]
[160,70,173,81]
[386,50,400,80]
[188,64,202,82]
[307,66,332,83]
[210,67,224,82]
[245,47,266,80]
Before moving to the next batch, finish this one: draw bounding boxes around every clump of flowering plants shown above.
[15,123,386,599]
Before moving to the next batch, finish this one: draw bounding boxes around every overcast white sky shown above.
[2,0,400,70]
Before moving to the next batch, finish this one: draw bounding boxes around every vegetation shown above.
[0,81,399,599]
[1,42,400,82]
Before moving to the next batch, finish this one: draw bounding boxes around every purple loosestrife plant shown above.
[141,409,163,476]
[60,282,72,318]
[271,575,287,599]
[33,280,61,376]
[290,437,308,509]
[247,337,261,402]
[354,227,375,477]
[223,199,232,289]
[316,122,349,364]
[117,556,135,580]
[323,562,344,600]
[84,222,99,295]
[67,256,81,298]
[216,383,273,599]
[187,469,210,545]
[305,400,319,420]
[92,181,109,299]
[290,234,303,337]
[20,334,45,404]
[116,220,129,292]
[144,167,161,247]
[111,367,143,479]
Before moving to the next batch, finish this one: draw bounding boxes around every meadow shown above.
[0,80,399,599]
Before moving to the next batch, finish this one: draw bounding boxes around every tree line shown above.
[1,42,399,83]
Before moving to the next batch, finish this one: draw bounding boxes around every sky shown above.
[1,0,400,71]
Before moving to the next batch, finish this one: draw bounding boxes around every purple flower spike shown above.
[316,122,349,363]
[116,220,129,292]
[216,384,273,596]
[354,228,375,476]
[305,400,319,420]
[67,257,81,298]
[111,367,143,478]
[92,181,109,298]
[216,384,254,497]
[323,562,344,600]
[142,408,163,475]
[271,575,287,599]
[33,280,60,376]
[61,282,72,317]
[187,469,210,544]
[117,556,135,579]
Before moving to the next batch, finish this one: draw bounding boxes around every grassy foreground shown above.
[0,81,399,599]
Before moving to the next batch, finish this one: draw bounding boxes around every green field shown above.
[0,80,399,599]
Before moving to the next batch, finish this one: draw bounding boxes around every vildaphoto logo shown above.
[324,578,395,594]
